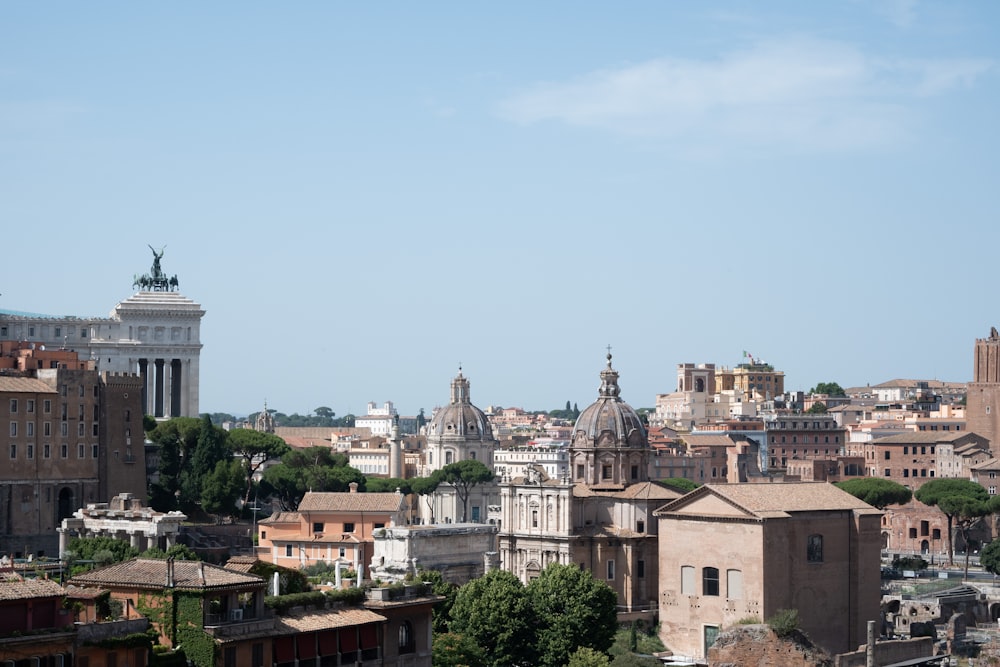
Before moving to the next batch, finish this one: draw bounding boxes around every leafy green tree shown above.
[808,382,846,397]
[411,473,442,524]
[981,539,1000,576]
[314,406,335,419]
[915,478,990,566]
[439,460,495,522]
[567,647,611,667]
[450,570,534,667]
[201,459,245,522]
[226,428,290,505]
[432,632,485,667]
[176,415,230,514]
[526,563,618,667]
[656,478,699,493]
[149,429,183,511]
[835,478,912,509]
[260,446,364,510]
[140,543,200,561]
[365,477,413,494]
[806,402,828,413]
[419,568,458,634]
[66,536,139,569]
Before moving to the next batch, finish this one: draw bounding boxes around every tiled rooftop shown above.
[69,558,264,591]
[298,492,404,513]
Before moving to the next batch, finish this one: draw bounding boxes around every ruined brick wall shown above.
[708,625,832,667]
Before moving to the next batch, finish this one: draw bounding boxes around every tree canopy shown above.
[981,539,1000,576]
[915,478,993,568]
[260,446,364,510]
[806,401,828,413]
[450,570,535,667]
[527,564,618,667]
[438,460,496,522]
[809,382,846,397]
[835,478,912,509]
[226,428,290,505]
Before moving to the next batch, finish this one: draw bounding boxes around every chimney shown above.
[349,482,359,494]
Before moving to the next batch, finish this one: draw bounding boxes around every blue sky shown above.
[2,1,998,417]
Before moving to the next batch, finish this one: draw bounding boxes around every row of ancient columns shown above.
[137,358,185,418]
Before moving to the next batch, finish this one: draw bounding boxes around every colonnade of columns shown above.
[58,524,178,555]
[137,357,187,418]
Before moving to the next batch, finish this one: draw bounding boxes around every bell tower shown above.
[967,327,1000,454]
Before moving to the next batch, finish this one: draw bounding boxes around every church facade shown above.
[419,369,499,524]
[497,354,680,617]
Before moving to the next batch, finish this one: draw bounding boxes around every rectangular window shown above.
[61,444,68,458]
[637,559,645,578]
[727,569,743,599]
[9,444,15,459]
[93,423,99,436]
[78,422,85,437]
[26,422,33,437]
[606,560,615,580]
[92,444,99,458]
[285,544,293,557]
[44,444,50,458]
[343,522,355,533]
[339,547,346,558]
[636,520,645,533]
[78,444,85,458]
[61,422,68,437]
[702,567,720,596]
[576,464,584,478]
[884,468,890,477]
[44,400,51,414]
[26,400,34,413]
[9,399,17,413]
[313,522,324,533]
[26,444,33,459]
[9,422,16,437]
[681,565,695,595]
[884,451,891,460]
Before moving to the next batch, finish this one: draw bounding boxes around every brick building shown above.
[0,343,146,557]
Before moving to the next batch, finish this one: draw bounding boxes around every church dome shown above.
[573,353,647,449]
[427,369,495,442]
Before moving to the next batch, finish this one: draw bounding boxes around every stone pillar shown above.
[170,359,182,418]
[138,359,149,415]
[58,528,67,556]
[154,359,165,417]
[130,532,141,549]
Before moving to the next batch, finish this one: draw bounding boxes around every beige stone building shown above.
[419,369,499,524]
[654,482,882,661]
[498,354,681,618]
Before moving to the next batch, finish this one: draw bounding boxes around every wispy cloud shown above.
[872,0,919,29]
[498,37,992,154]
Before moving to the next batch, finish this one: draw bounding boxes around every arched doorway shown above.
[57,487,75,522]
[921,540,929,555]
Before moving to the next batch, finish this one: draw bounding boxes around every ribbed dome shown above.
[573,353,647,449]
[427,370,495,441]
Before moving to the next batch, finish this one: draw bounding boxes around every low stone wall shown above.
[834,637,933,667]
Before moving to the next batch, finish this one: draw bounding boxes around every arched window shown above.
[58,487,75,522]
[808,534,824,563]
[398,621,414,654]
[445,451,454,465]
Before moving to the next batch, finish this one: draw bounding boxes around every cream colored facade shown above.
[498,355,681,617]
[654,482,882,660]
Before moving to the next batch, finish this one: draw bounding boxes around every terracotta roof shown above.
[573,481,682,501]
[656,482,880,518]
[259,511,302,525]
[69,558,264,591]
[298,491,404,513]
[682,434,740,447]
[872,432,977,445]
[0,376,58,393]
[971,458,1000,471]
[224,555,258,573]
[0,576,65,601]
[276,607,386,633]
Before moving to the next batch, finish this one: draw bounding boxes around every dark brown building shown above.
[0,342,146,557]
